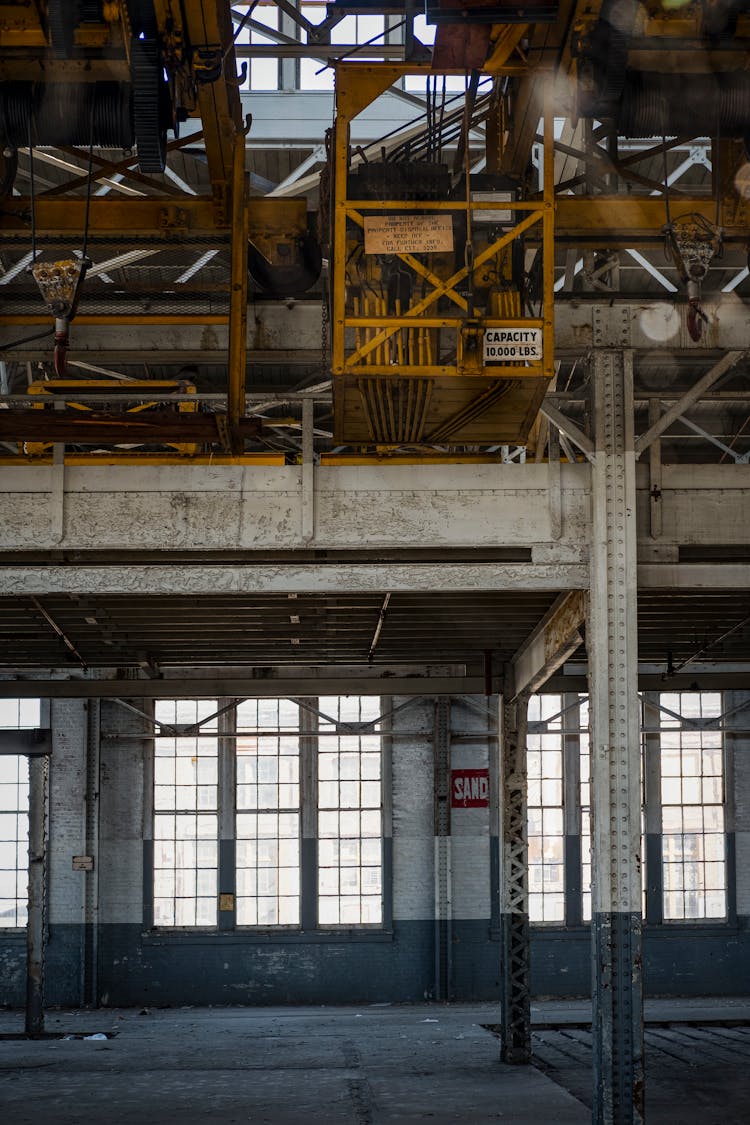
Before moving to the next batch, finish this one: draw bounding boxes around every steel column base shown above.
[592,910,644,1125]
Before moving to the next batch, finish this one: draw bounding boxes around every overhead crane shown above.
[0,0,747,459]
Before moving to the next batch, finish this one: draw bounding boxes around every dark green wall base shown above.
[531,919,750,997]
[2,918,749,1008]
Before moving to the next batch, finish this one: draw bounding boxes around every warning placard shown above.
[484,327,543,363]
[451,769,490,809]
[364,214,454,255]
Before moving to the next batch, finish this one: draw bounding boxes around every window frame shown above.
[525,689,732,930]
[0,698,41,932]
[147,696,389,937]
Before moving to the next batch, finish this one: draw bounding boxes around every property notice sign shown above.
[364,214,454,255]
[484,327,543,363]
[451,769,490,808]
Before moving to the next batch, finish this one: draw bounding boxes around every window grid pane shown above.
[318,696,383,925]
[236,699,301,927]
[0,754,29,928]
[579,697,592,923]
[153,700,218,928]
[527,694,565,924]
[0,700,37,929]
[659,693,726,921]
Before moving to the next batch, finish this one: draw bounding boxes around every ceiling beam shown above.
[634,351,746,456]
[0,409,262,444]
[0,675,501,699]
[509,590,586,699]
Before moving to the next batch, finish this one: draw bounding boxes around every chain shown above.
[321,287,329,377]
[319,125,333,380]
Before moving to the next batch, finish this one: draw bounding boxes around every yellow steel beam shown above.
[227,132,250,450]
[0,58,131,81]
[484,25,528,73]
[181,0,244,199]
[0,315,230,325]
[0,194,742,246]
[0,196,225,236]
[1,454,285,466]
[542,84,555,379]
[553,197,740,244]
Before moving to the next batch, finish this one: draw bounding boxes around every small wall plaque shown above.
[72,855,94,871]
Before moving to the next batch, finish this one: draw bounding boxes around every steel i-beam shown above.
[588,349,644,1125]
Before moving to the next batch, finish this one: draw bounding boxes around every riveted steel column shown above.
[500,692,530,1064]
[25,753,48,1036]
[434,696,452,1000]
[588,349,644,1124]
[82,700,100,1005]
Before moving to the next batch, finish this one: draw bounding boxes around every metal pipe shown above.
[25,754,47,1037]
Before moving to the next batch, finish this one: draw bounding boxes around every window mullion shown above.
[563,694,582,928]
[299,698,318,931]
[643,692,663,926]
[218,701,237,931]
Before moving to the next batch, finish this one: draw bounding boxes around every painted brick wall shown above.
[391,696,435,922]
[727,691,750,916]
[98,700,146,926]
[449,698,495,922]
[47,700,87,927]
[5,689,750,1008]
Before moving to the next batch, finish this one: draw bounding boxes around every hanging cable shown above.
[27,114,36,265]
[661,131,671,227]
[81,90,97,263]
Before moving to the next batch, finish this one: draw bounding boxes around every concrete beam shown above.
[510,590,586,699]
[0,676,504,699]
[0,463,590,556]
[0,563,587,596]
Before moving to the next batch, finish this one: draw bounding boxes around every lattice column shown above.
[588,349,644,1124]
[500,693,530,1064]
[434,696,452,1000]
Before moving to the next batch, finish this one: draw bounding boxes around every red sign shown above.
[451,769,489,808]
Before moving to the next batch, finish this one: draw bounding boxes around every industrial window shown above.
[317,696,383,925]
[527,694,565,923]
[528,690,728,928]
[236,698,301,927]
[0,699,39,929]
[299,7,385,90]
[151,697,384,931]
[579,697,592,924]
[658,692,726,921]
[0,756,29,929]
[153,700,219,928]
[235,2,280,91]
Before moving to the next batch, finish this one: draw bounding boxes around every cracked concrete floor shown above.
[3,1000,749,1124]
[0,1004,587,1125]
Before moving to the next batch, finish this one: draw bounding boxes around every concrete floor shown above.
[0,1001,749,1124]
